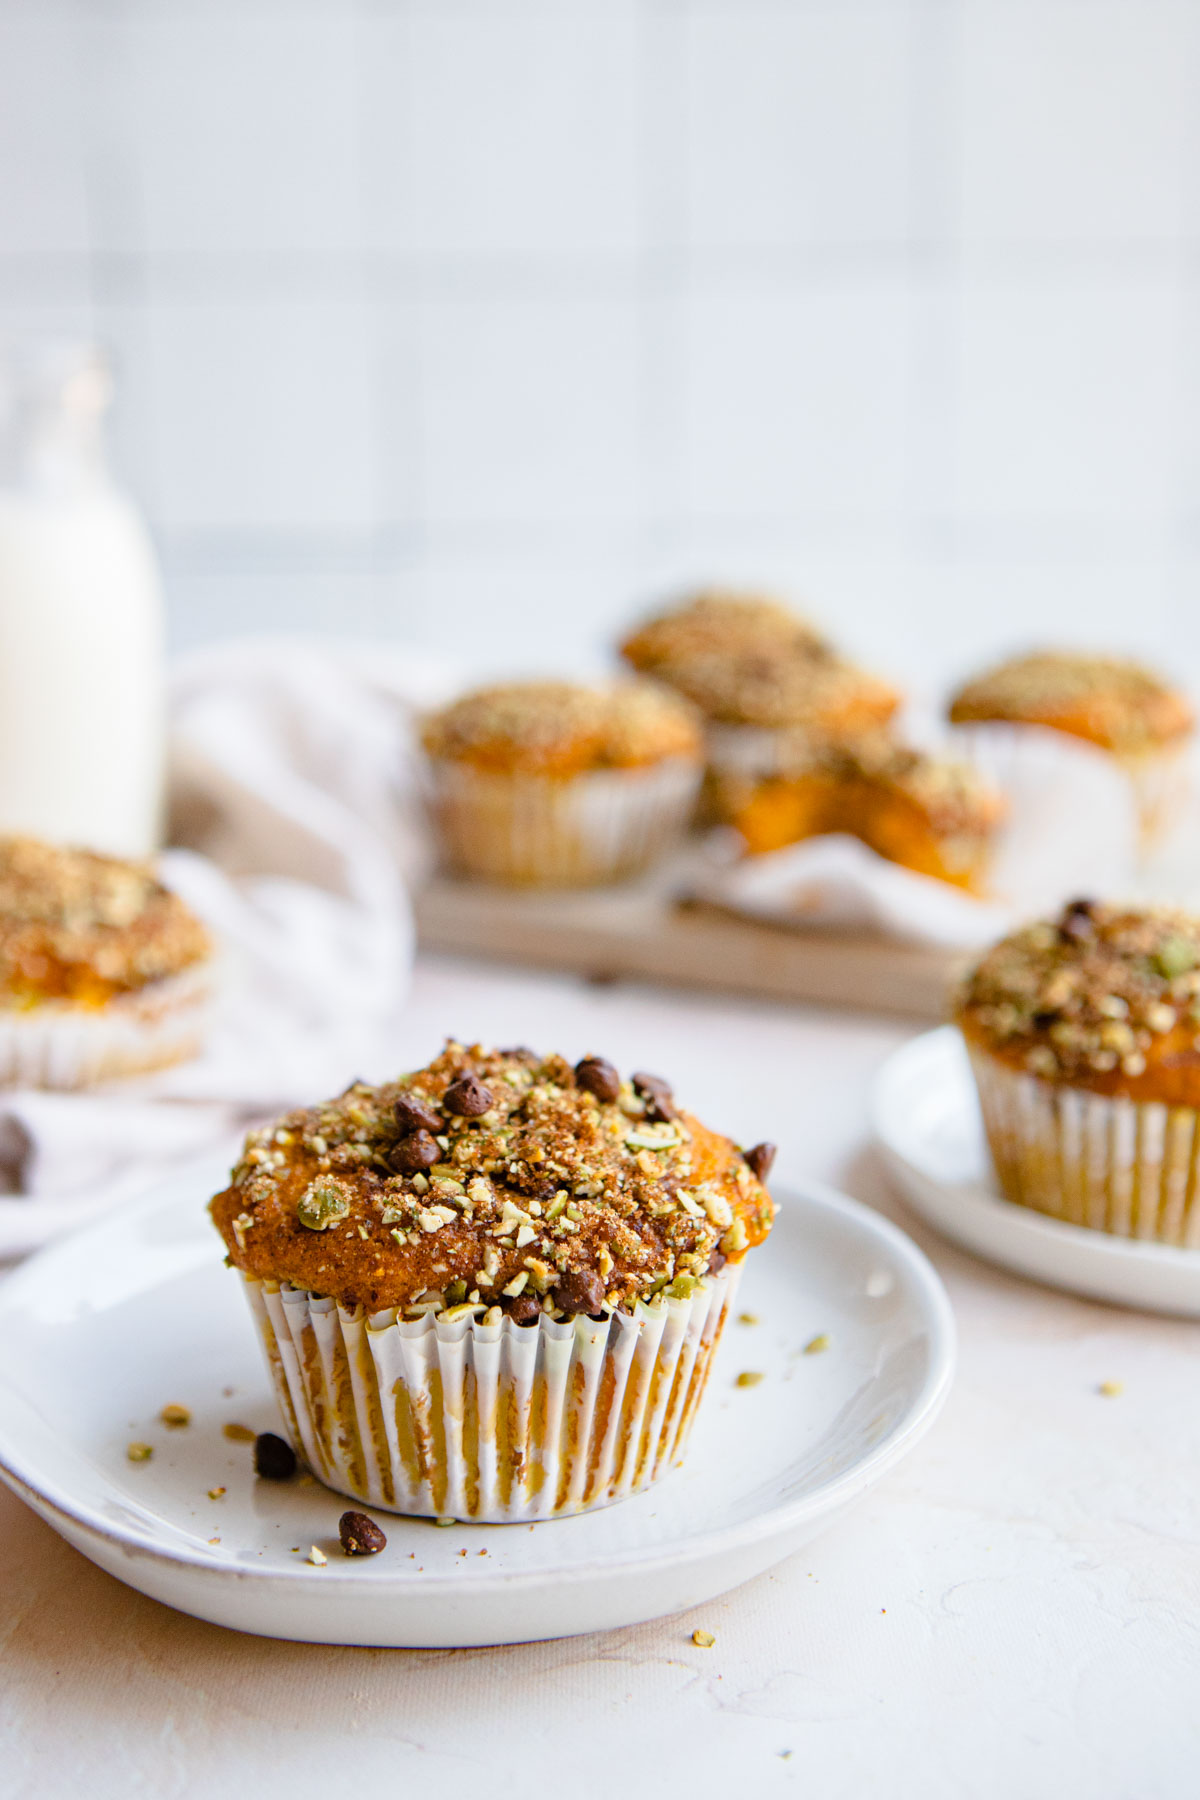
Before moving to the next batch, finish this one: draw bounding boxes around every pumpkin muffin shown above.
[620,591,900,807]
[719,735,1005,893]
[211,1040,776,1521]
[421,679,703,886]
[0,836,213,1088]
[956,899,1200,1244]
[948,652,1193,845]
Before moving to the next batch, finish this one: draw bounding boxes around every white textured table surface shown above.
[3,955,1199,1799]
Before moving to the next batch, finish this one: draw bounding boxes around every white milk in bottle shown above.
[0,345,164,857]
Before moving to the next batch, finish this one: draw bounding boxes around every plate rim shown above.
[0,1169,956,1599]
[871,1025,1200,1278]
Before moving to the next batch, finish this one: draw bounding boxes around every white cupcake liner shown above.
[705,722,809,787]
[967,1042,1200,1247]
[0,959,215,1090]
[1122,740,1192,851]
[242,1262,740,1522]
[949,718,1187,860]
[425,756,702,886]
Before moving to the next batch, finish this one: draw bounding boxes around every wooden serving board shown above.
[415,869,967,1022]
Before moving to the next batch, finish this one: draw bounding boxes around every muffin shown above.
[421,680,703,886]
[719,736,1005,893]
[956,899,1200,1244]
[620,591,900,805]
[0,836,213,1088]
[211,1040,776,1522]
[948,652,1194,845]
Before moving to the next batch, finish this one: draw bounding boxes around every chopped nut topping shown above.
[958,901,1200,1086]
[0,836,210,1007]
[160,1403,191,1428]
[212,1041,774,1322]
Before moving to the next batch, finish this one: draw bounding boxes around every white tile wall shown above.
[682,5,914,250]
[1,0,1199,692]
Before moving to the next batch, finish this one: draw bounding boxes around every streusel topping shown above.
[621,593,898,729]
[422,680,702,776]
[0,836,211,1005]
[211,1041,775,1319]
[957,900,1200,1082]
[949,652,1193,753]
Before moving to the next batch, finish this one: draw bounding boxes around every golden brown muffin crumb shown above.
[0,836,211,1007]
[956,900,1200,1102]
[421,680,702,778]
[211,1041,775,1317]
[949,652,1193,755]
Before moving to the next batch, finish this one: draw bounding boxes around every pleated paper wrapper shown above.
[968,1042,1200,1248]
[243,1262,740,1522]
[425,756,701,887]
[0,960,215,1090]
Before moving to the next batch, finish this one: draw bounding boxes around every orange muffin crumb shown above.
[721,738,1004,892]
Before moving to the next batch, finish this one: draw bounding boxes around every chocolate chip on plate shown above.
[575,1055,620,1103]
[394,1094,441,1136]
[443,1073,494,1117]
[553,1269,607,1317]
[632,1071,675,1122]
[743,1142,777,1182]
[254,1432,297,1481]
[339,1510,388,1556]
[388,1129,441,1175]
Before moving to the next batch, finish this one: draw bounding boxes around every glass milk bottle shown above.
[0,345,165,856]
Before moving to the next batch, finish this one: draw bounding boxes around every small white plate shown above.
[873,1026,1200,1318]
[0,1158,953,1648]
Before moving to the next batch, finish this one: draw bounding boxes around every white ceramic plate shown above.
[873,1026,1200,1318]
[0,1157,953,1648]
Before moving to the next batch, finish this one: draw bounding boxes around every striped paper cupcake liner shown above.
[242,1261,740,1523]
[968,1042,1200,1248]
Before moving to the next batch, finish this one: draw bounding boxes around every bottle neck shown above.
[0,349,115,498]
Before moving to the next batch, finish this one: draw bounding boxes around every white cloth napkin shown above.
[694,723,1143,950]
[0,638,457,1243]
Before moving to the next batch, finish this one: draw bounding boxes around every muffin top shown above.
[210,1040,776,1320]
[620,592,899,731]
[0,836,210,1007]
[956,899,1200,1103]
[948,652,1193,755]
[421,680,702,777]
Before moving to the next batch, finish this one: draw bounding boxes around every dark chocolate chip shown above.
[1031,1010,1059,1031]
[552,1269,607,1317]
[505,1293,543,1326]
[394,1094,441,1136]
[388,1129,441,1174]
[743,1142,777,1183]
[338,1510,387,1556]
[575,1055,621,1104]
[707,1248,727,1276]
[632,1070,675,1122]
[254,1432,297,1481]
[443,1074,494,1117]
[1060,898,1097,943]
